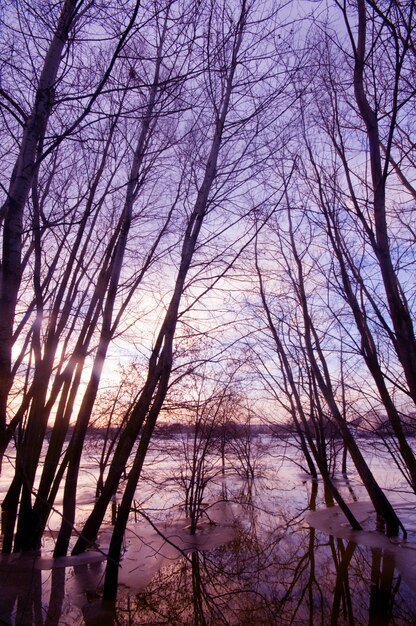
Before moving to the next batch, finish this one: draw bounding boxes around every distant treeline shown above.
[56,420,292,441]
[49,417,416,443]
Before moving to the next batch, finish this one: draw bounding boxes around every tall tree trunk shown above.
[287,210,405,536]
[0,0,79,446]
[256,248,362,531]
[102,2,249,599]
[353,0,416,403]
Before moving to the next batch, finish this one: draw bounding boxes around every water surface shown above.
[1,436,415,625]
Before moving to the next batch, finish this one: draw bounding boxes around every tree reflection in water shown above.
[1,478,415,625]
[108,483,416,625]
[0,566,43,625]
[112,541,413,626]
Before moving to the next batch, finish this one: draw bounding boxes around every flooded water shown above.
[0,436,416,625]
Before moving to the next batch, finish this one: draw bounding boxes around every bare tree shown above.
[169,368,232,535]
[252,189,405,535]
[0,0,183,553]
[0,0,142,454]
[291,0,416,489]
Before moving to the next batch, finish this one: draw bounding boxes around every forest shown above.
[0,0,415,620]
